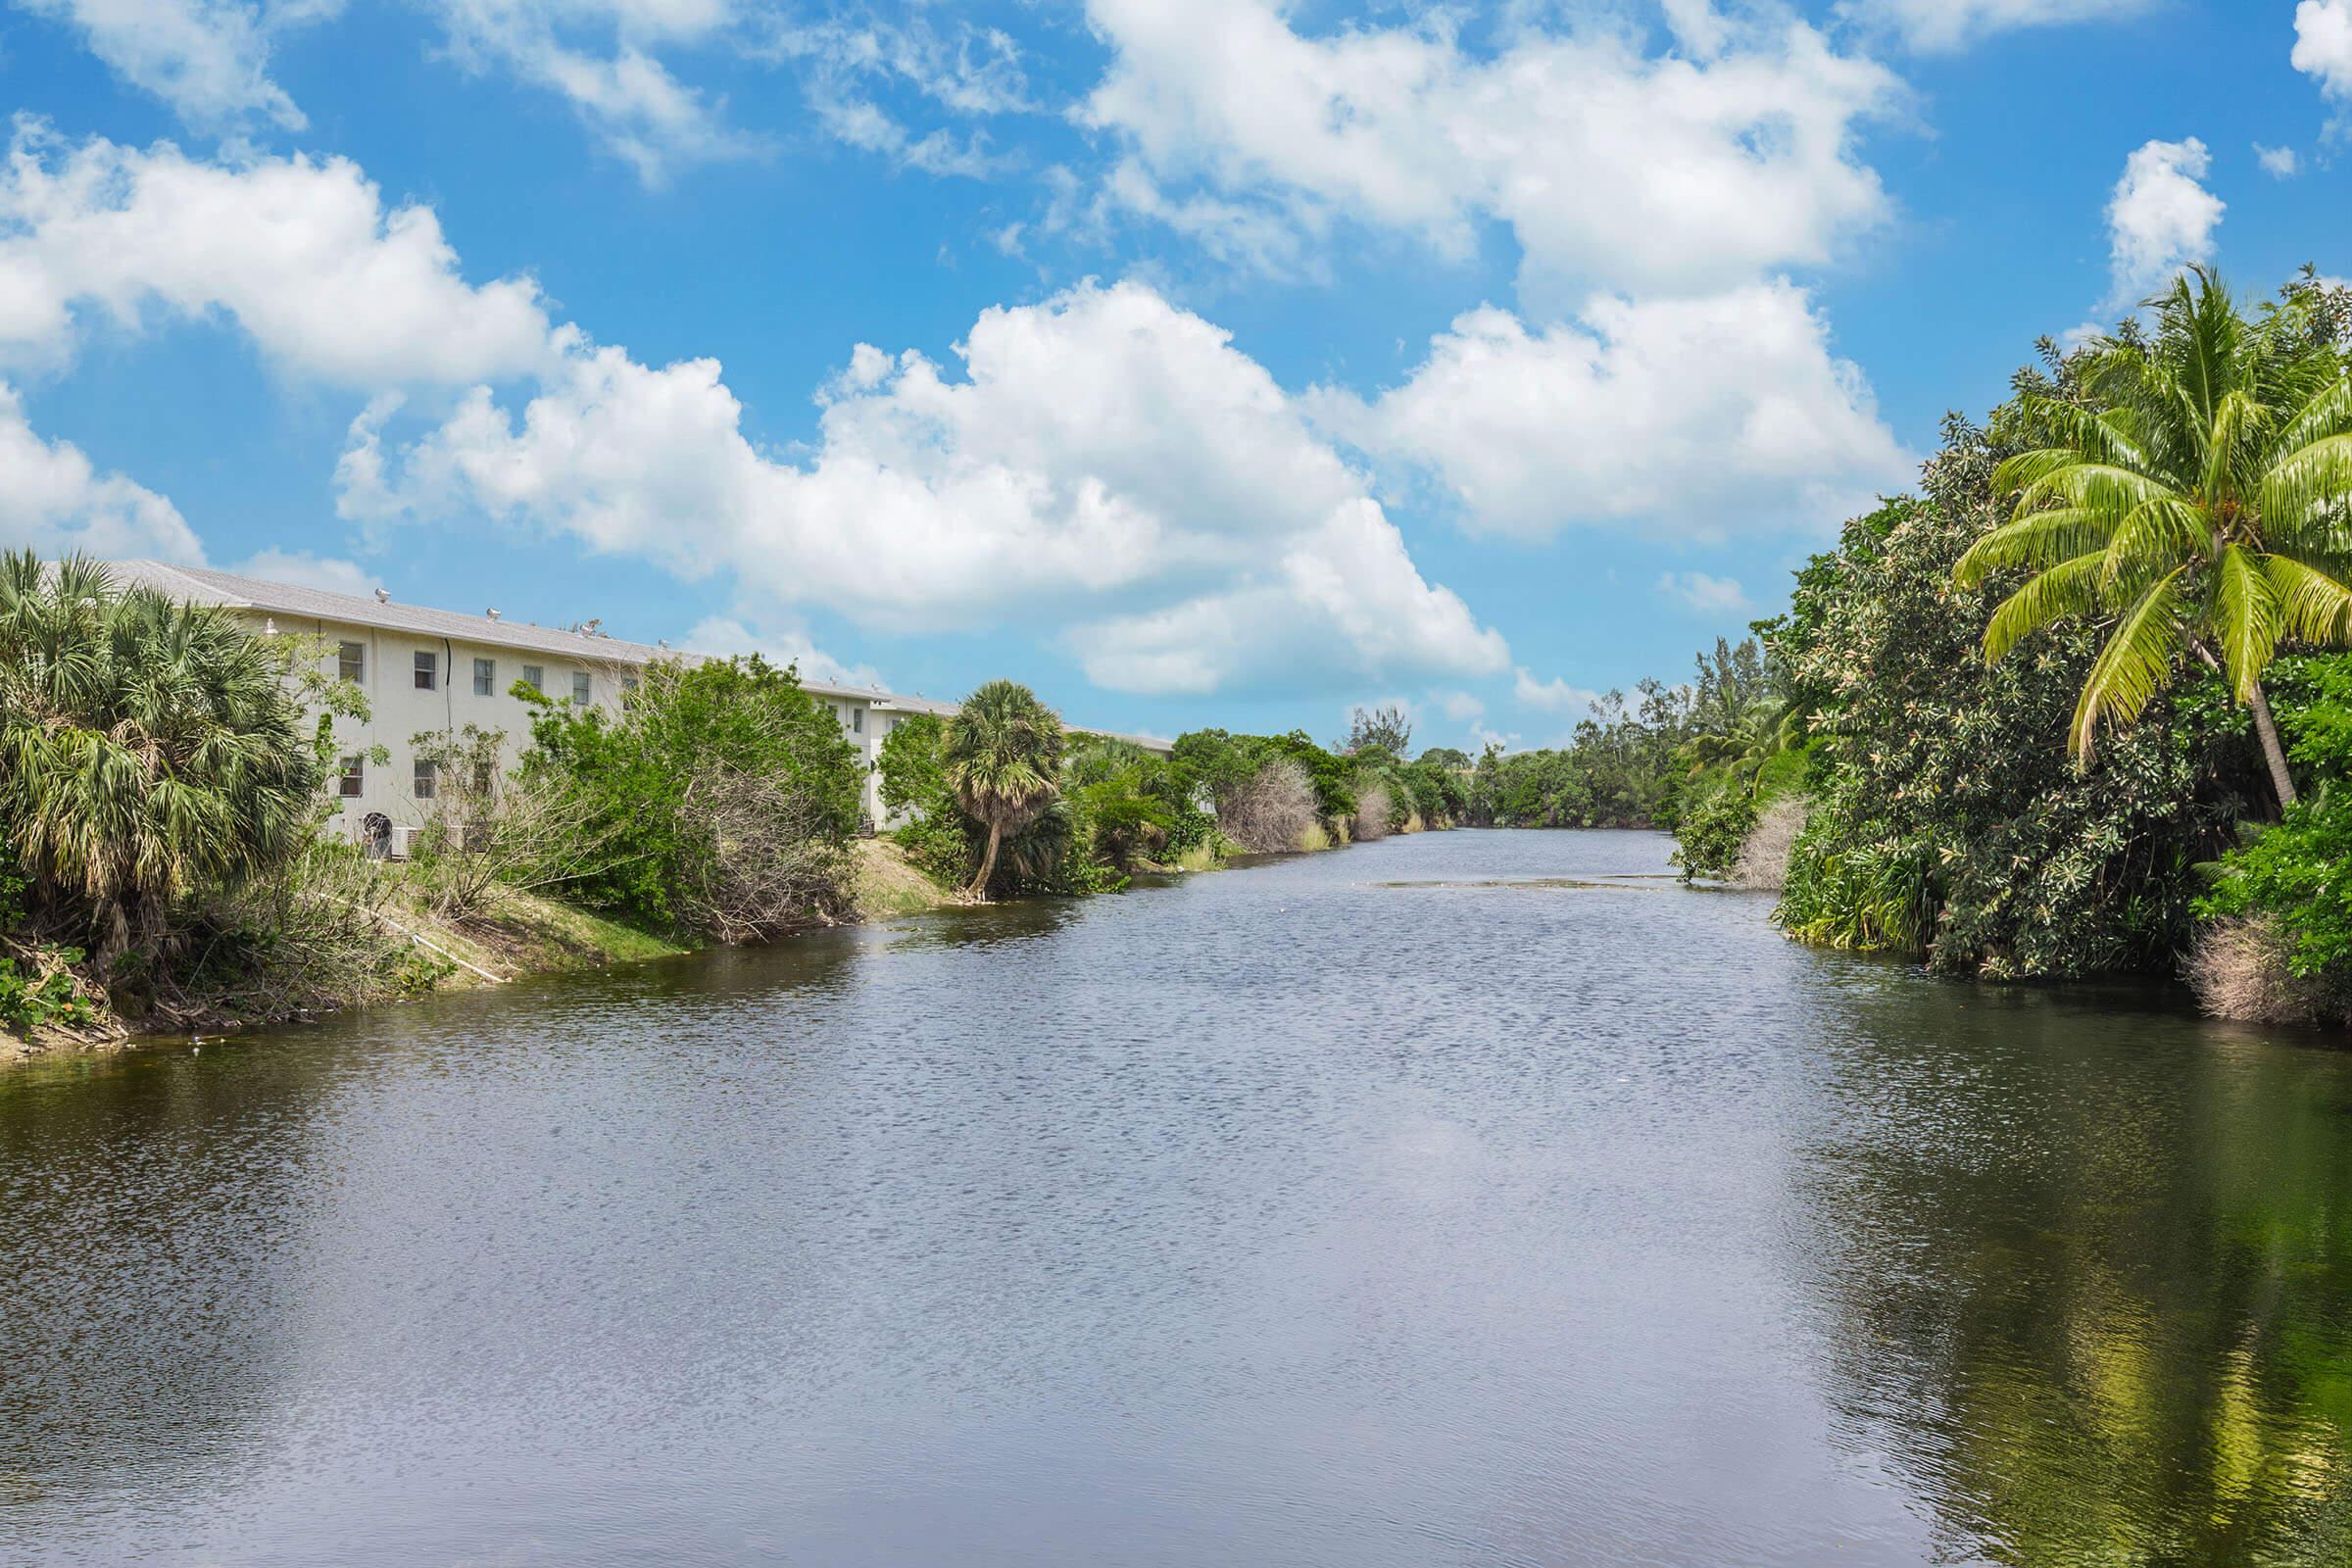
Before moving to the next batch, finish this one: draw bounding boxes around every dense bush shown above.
[2194,653,2352,1016]
[516,655,862,938]
[1769,445,2260,978]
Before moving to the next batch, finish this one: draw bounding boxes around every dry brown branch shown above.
[1218,758,1319,854]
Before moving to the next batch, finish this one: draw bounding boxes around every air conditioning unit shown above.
[390,825,423,859]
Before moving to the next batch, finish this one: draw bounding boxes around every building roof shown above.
[109,560,690,670]
[105,560,1170,751]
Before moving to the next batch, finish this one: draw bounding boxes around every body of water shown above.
[7,830,2352,1565]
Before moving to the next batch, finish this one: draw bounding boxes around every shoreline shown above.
[0,824,1485,1065]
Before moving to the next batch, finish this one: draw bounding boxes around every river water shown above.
[6,829,2352,1566]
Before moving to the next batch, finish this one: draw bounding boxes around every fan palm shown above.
[0,553,320,965]
[941,678,1064,901]
[1955,270,2352,809]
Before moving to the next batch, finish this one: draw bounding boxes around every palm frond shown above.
[1983,550,2109,662]
[2260,432,2352,547]
[2265,552,2352,647]
[2071,565,2187,759]
[1953,508,2117,587]
[2211,544,2281,701]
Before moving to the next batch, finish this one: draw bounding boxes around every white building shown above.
[111,561,1164,848]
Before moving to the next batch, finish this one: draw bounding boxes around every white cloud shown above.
[1077,0,1900,303]
[2104,136,2222,305]
[1435,689,1484,722]
[2256,142,2302,178]
[1309,283,1910,540]
[343,278,1509,697]
[1512,666,1602,714]
[2294,1,2352,102]
[0,382,202,560]
[1836,0,2147,53]
[17,0,325,133]
[424,0,756,183]
[772,13,1032,178]
[682,613,883,690]
[0,125,556,386]
[1656,569,1749,612]
[234,546,371,595]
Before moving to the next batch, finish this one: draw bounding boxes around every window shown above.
[571,671,592,706]
[337,641,365,683]
[414,759,437,800]
[620,674,640,695]
[473,657,496,697]
[851,708,863,734]
[414,651,438,691]
[337,757,364,799]
[521,664,545,696]
[471,760,495,796]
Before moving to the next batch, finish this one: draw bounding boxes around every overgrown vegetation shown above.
[1683,269,2352,1016]
[512,656,861,940]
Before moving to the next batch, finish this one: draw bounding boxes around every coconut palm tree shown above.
[1687,694,1794,795]
[1955,270,2352,808]
[0,553,320,966]
[941,678,1064,901]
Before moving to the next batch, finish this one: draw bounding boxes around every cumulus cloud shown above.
[1309,283,1909,540]
[1836,0,2147,53]
[2294,1,2352,102]
[0,124,556,386]
[1656,569,1749,612]
[2256,142,2301,178]
[1077,0,1900,304]
[2104,137,2222,305]
[0,128,1502,699]
[233,546,372,595]
[683,613,883,690]
[1512,667,1601,714]
[0,382,202,560]
[342,279,1509,697]
[17,0,326,133]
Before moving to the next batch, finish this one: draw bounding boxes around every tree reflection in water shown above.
[1796,976,2352,1565]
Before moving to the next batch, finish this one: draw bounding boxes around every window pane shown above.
[852,709,863,733]
[414,760,436,800]
[571,671,591,706]
[338,757,364,798]
[521,664,544,695]
[414,651,437,691]
[338,641,365,683]
[473,657,495,697]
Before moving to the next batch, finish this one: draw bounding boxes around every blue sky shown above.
[4,0,2351,749]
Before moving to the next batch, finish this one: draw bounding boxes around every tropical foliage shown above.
[0,553,323,969]
[514,655,863,937]
[941,679,1066,901]
[1954,269,2352,808]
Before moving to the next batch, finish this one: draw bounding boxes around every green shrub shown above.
[1671,781,1758,883]
[517,655,861,938]
[0,951,96,1033]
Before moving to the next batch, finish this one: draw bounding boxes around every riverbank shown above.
[0,814,1457,1065]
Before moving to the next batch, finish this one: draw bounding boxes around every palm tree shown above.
[941,679,1064,901]
[1955,270,2352,809]
[0,553,320,966]
[1687,694,1794,795]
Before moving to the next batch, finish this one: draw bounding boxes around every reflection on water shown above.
[1798,979,2352,1565]
[5,830,2352,1565]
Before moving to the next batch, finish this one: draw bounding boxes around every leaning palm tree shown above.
[0,552,320,967]
[1955,270,2352,808]
[941,679,1064,901]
